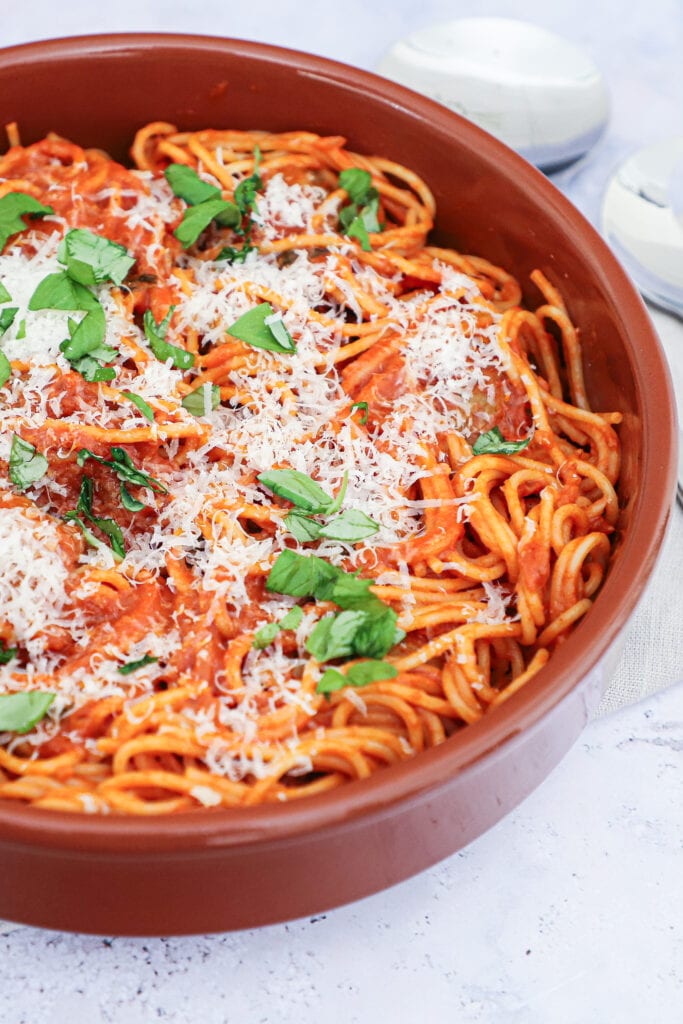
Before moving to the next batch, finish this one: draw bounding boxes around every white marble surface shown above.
[2,0,683,1020]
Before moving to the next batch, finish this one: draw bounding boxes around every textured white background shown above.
[2,0,683,1020]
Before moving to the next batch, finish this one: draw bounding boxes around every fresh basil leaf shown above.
[0,306,18,336]
[0,641,17,665]
[346,213,371,251]
[122,391,155,422]
[64,475,126,560]
[69,356,116,382]
[253,605,304,649]
[338,168,376,206]
[119,482,145,512]
[164,164,221,205]
[266,551,372,608]
[174,198,240,248]
[305,610,368,661]
[29,270,99,313]
[118,654,158,676]
[63,512,101,551]
[57,228,135,287]
[319,470,347,517]
[216,243,255,264]
[316,658,398,694]
[358,196,381,233]
[59,305,109,360]
[0,192,54,251]
[339,176,381,251]
[266,549,340,599]
[350,401,369,425]
[318,508,379,542]
[279,606,304,631]
[0,282,11,303]
[90,515,126,556]
[74,473,95,516]
[284,512,323,542]
[328,571,375,609]
[234,147,263,217]
[227,303,295,354]
[143,307,195,369]
[64,505,126,559]
[347,660,398,686]
[77,446,167,495]
[351,607,405,660]
[472,426,532,455]
[181,384,220,417]
[16,319,26,339]
[0,350,11,388]
[9,434,48,490]
[252,621,281,649]
[315,668,348,694]
[0,691,55,734]
[266,551,403,659]
[258,469,333,513]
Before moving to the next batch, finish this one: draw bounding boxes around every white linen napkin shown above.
[596,307,683,714]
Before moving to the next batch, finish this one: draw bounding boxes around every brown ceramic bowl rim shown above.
[0,33,676,855]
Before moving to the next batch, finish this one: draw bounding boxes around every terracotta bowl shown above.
[0,34,676,936]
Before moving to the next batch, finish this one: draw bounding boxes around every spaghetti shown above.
[0,124,621,813]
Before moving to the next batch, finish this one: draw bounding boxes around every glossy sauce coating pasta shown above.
[0,124,620,813]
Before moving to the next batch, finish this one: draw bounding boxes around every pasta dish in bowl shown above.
[0,34,674,934]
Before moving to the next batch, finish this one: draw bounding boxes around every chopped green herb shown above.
[324,469,349,516]
[258,469,333,513]
[253,605,304,649]
[174,197,241,248]
[181,384,220,417]
[118,654,159,676]
[216,243,256,264]
[316,659,397,694]
[16,319,26,339]
[338,168,376,206]
[305,610,368,661]
[57,228,135,287]
[350,401,369,425]
[64,476,126,559]
[0,641,17,665]
[29,268,116,381]
[76,446,167,500]
[0,192,53,252]
[29,270,99,314]
[234,146,263,218]
[164,164,222,205]
[0,282,11,303]
[165,164,242,248]
[0,306,18,335]
[122,391,155,422]
[318,508,379,542]
[60,306,111,361]
[0,691,55,734]
[284,511,323,542]
[266,549,340,599]
[9,434,48,491]
[266,550,404,661]
[340,197,381,252]
[228,303,295,354]
[0,351,11,388]
[119,483,145,512]
[472,426,532,456]
[143,307,195,369]
[338,170,381,251]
